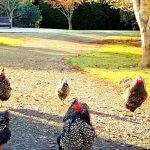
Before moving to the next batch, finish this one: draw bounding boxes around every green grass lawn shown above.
[68,36,150,96]
[0,37,24,46]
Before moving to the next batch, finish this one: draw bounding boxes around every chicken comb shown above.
[73,101,83,113]
[136,77,143,84]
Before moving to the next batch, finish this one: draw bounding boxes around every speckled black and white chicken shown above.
[0,68,12,107]
[57,98,95,150]
[120,77,147,117]
[0,111,11,146]
[56,79,70,105]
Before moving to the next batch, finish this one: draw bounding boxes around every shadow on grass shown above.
[2,108,147,150]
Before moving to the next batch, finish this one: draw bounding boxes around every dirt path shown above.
[0,32,150,150]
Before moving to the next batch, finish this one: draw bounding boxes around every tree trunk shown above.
[141,25,150,67]
[132,0,150,67]
[10,12,13,28]
[68,17,72,30]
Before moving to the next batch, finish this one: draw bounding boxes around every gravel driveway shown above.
[0,31,149,150]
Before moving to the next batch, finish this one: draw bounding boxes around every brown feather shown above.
[120,77,147,112]
[0,69,12,101]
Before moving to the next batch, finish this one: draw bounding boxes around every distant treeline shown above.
[40,2,138,30]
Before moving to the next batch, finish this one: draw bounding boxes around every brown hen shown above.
[0,68,12,107]
[120,77,147,118]
[56,79,70,105]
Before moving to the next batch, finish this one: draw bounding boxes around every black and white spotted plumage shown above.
[120,77,147,112]
[0,111,11,145]
[58,118,95,150]
[0,69,12,101]
[57,99,95,150]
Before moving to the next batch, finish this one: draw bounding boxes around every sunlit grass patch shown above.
[88,68,150,88]
[68,43,150,93]
[104,36,140,40]
[68,44,141,70]
[0,37,24,46]
[68,42,150,96]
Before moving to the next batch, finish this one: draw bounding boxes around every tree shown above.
[106,0,132,10]
[45,0,83,30]
[132,0,150,67]
[106,0,150,67]
[0,0,25,28]
[105,0,136,29]
[14,1,42,28]
[30,0,40,7]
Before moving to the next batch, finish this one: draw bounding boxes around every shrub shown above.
[119,10,139,30]
[40,2,68,29]
[72,2,121,30]
[40,2,121,30]
[14,2,42,28]
[40,1,137,30]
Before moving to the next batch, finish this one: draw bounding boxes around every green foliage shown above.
[39,0,136,30]
[14,2,42,28]
[0,0,21,14]
[40,2,68,29]
[104,0,138,30]
[73,2,121,30]
[120,10,138,30]
[40,2,122,30]
[106,0,133,11]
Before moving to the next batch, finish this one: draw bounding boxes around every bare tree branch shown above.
[0,0,26,27]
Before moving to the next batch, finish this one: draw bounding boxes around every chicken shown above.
[63,98,90,125]
[57,98,95,150]
[0,111,11,146]
[56,79,70,105]
[0,68,12,107]
[120,77,147,117]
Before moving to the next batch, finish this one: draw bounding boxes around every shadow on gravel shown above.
[91,110,140,124]
[0,32,99,45]
[9,108,63,123]
[3,108,146,150]
[32,33,140,47]
[6,32,138,46]
[95,137,146,150]
[4,109,62,150]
